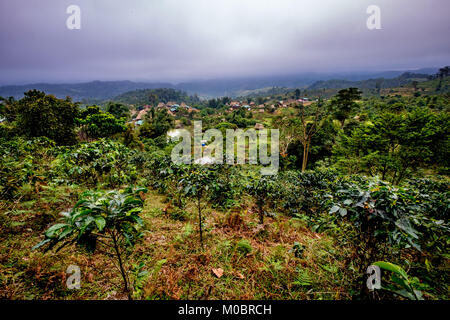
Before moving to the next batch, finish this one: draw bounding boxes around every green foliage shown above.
[33,186,147,298]
[78,105,101,120]
[15,90,79,145]
[0,137,55,200]
[139,109,174,139]
[225,108,256,128]
[208,165,240,209]
[78,111,126,139]
[179,165,216,247]
[106,102,130,120]
[373,261,424,300]
[330,88,362,127]
[245,175,279,224]
[334,107,449,183]
[236,239,252,255]
[53,139,139,187]
[113,88,200,106]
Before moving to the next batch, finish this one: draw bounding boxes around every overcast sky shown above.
[0,0,449,84]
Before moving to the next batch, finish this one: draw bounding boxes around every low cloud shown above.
[0,0,449,84]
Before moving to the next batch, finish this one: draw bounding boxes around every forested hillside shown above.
[111,88,201,106]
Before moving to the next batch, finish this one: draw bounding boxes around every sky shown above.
[0,0,449,85]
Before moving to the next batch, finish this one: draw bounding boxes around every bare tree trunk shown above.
[258,202,264,224]
[305,139,311,170]
[301,143,307,172]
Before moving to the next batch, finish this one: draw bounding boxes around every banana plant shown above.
[33,186,147,299]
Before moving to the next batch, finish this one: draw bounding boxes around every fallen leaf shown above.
[236,272,245,279]
[212,268,224,278]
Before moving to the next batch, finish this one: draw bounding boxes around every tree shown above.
[375,80,383,95]
[33,187,148,299]
[123,123,144,150]
[273,114,300,157]
[438,66,449,79]
[78,105,101,119]
[79,111,126,139]
[107,102,130,120]
[148,93,159,106]
[435,66,450,91]
[139,109,174,139]
[333,108,447,183]
[246,176,277,224]
[331,88,362,128]
[297,100,326,172]
[0,96,17,122]
[15,90,78,145]
[179,166,214,248]
[294,89,301,99]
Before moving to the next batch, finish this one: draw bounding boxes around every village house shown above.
[254,123,264,130]
[229,101,241,110]
[188,107,200,113]
[134,108,149,126]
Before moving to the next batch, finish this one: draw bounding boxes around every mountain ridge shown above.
[0,68,439,100]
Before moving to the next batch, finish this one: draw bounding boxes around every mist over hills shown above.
[0,68,438,101]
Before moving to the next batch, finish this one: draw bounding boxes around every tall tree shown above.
[273,114,299,157]
[139,109,174,139]
[297,99,326,172]
[331,88,362,128]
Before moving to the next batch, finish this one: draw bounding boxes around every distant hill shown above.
[0,80,175,101]
[111,88,201,106]
[0,68,439,100]
[307,72,431,91]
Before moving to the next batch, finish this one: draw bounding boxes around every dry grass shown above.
[0,187,350,300]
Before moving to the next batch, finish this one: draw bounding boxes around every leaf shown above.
[339,208,348,217]
[44,224,68,238]
[32,239,51,250]
[58,227,73,240]
[212,268,224,278]
[329,205,340,214]
[126,207,142,216]
[94,216,106,231]
[373,261,408,279]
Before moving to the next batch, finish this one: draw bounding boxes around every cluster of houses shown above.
[131,102,199,125]
[129,97,316,126]
[226,98,313,113]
